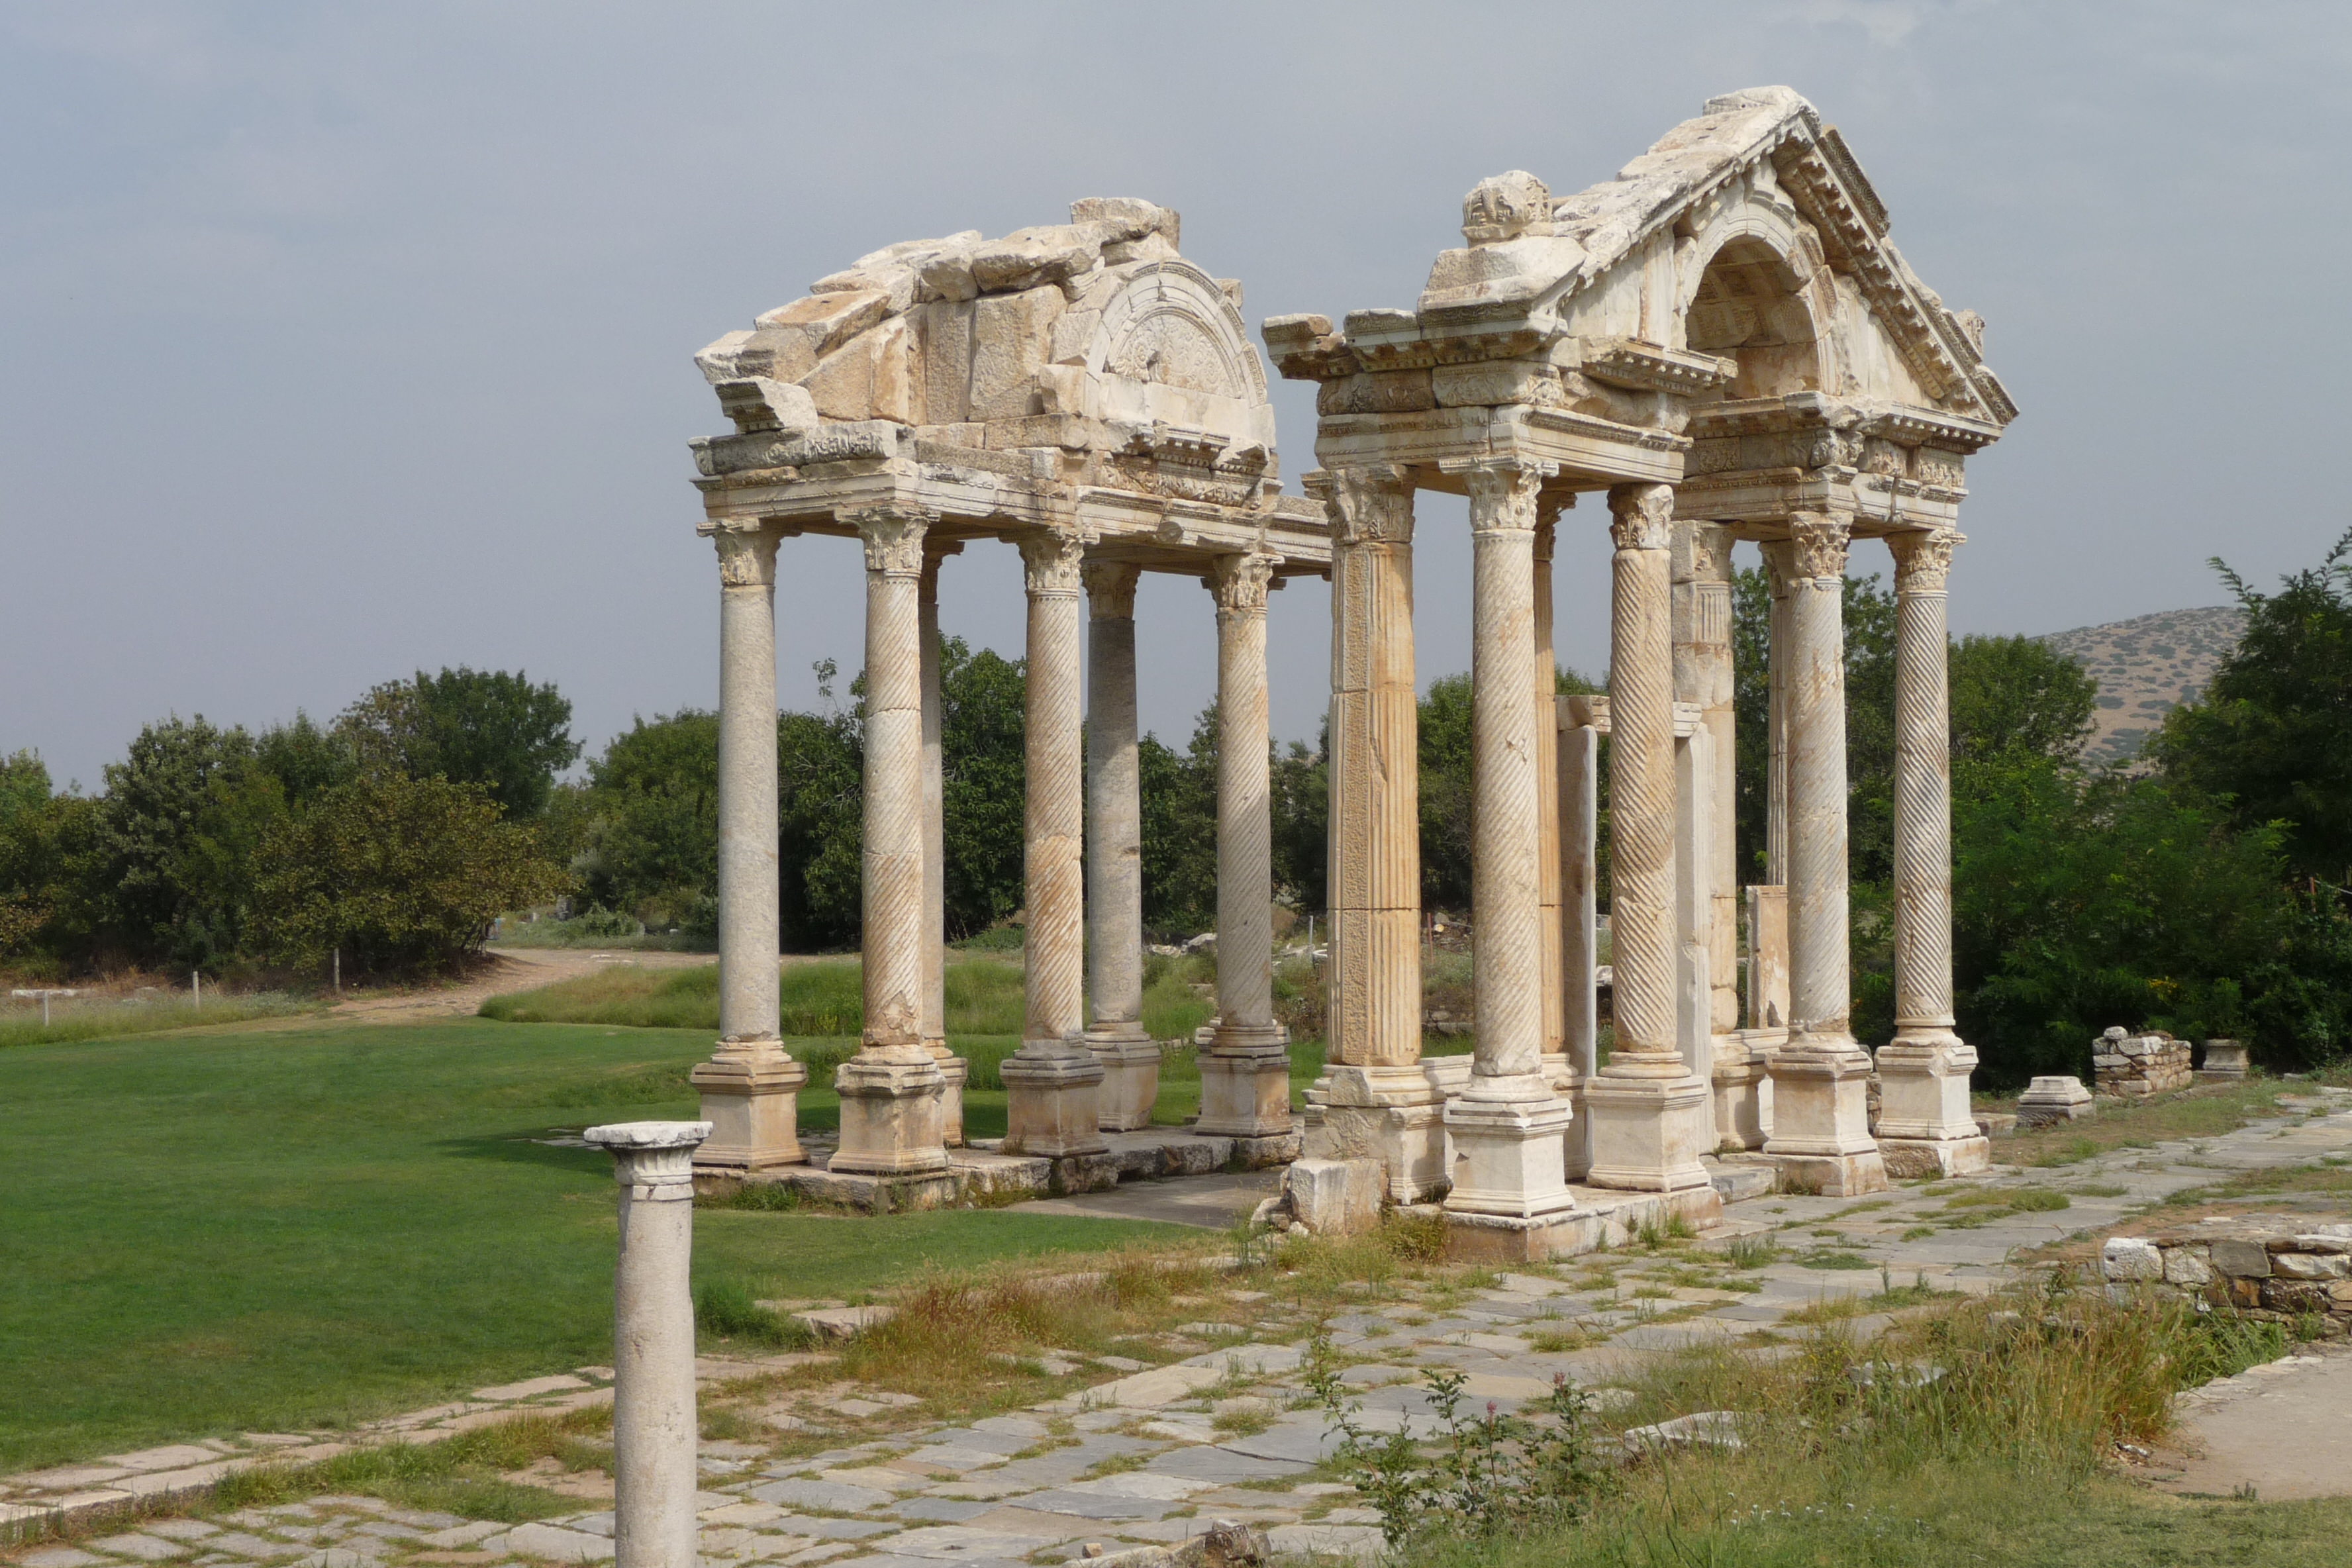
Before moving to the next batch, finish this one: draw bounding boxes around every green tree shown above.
[338,667,579,819]
[1138,705,1219,934]
[1418,674,1475,911]
[95,716,285,967]
[938,638,1027,939]
[1950,634,2098,765]
[253,773,567,975]
[1271,725,1330,916]
[254,713,359,808]
[575,710,722,934]
[2155,531,2352,884]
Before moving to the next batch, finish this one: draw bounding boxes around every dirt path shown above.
[2153,1344,2352,1500]
[320,946,713,1025]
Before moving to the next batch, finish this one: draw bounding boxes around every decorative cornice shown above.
[1888,527,1962,595]
[1788,511,1852,581]
[1324,464,1417,547]
[1607,482,1675,552]
[847,505,936,575]
[1081,559,1142,618]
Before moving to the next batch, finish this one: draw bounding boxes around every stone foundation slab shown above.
[1441,1183,1726,1263]
[1877,1135,1992,1179]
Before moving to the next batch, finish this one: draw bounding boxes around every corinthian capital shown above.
[1787,511,1852,581]
[1606,482,1675,552]
[1209,552,1279,615]
[1457,460,1553,536]
[1018,528,1089,595]
[712,524,780,587]
[848,505,936,575]
[1888,527,1964,594]
[1081,559,1141,619]
[1321,464,1416,546]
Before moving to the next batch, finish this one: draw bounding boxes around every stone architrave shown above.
[1558,698,1602,1181]
[1197,552,1298,1160]
[1001,529,1108,1158]
[1081,560,1159,1132]
[1762,511,1886,1195]
[1442,460,1576,1229]
[1875,528,1989,1177]
[920,540,969,1144]
[832,508,950,1176]
[1534,502,1575,1112]
[1583,483,1712,1193]
[691,525,808,1175]
[583,1121,710,1568]
[1315,466,1446,1201]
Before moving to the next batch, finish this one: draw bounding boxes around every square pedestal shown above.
[1315,1064,1448,1202]
[1877,1135,1992,1179]
[1443,1092,1577,1219]
[1087,1029,1161,1132]
[691,1043,809,1173]
[1545,1057,1588,1183]
[1197,1026,1293,1143]
[1582,1067,1713,1193]
[1874,1038,1983,1176]
[1001,1045,1108,1158]
[831,1048,950,1175]
[936,1053,969,1147]
[1712,1035,1771,1152]
[1764,1044,1887,1197]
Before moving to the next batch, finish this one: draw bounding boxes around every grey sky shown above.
[5,1,2347,790]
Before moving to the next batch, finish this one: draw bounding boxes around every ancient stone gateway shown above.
[683,199,1322,1192]
[1265,85,2014,1248]
[680,88,2014,1245]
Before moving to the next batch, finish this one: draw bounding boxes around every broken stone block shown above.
[2015,1075,2093,1128]
[713,377,820,434]
[2101,1238,2163,1283]
[967,286,1066,419]
[2163,1246,2214,1287]
[1283,1157,1385,1238]
[969,226,1101,295]
[738,290,891,383]
[2210,1240,2273,1279]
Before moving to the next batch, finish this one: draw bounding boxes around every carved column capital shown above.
[712,524,780,587]
[1458,460,1553,536]
[1018,528,1089,595]
[1208,552,1279,616]
[1322,464,1416,546]
[1787,511,1853,581]
[1081,559,1142,619]
[1759,536,1797,599]
[1888,528,1964,595]
[1675,521,1736,585]
[1607,482,1675,552]
[848,505,937,575]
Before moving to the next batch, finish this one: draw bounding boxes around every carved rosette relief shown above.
[1787,511,1853,581]
[848,506,936,577]
[1081,559,1141,620]
[1607,482,1675,554]
[1324,465,1416,546]
[1888,528,1962,595]
[1018,530,1089,596]
[712,525,780,587]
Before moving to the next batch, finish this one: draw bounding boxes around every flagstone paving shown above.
[6,1091,2347,1565]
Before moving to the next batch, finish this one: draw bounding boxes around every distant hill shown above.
[2035,607,2247,763]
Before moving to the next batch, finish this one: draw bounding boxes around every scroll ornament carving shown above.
[1462,462,1550,536]
[1607,482,1675,553]
[1890,528,1963,594]
[712,526,780,587]
[1210,552,1279,615]
[1081,559,1142,619]
[1788,512,1852,581]
[1324,465,1416,547]
[1018,529,1089,595]
[848,505,935,575]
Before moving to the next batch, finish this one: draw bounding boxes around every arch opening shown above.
[1686,235,1822,401]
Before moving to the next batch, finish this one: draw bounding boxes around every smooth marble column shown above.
[1083,559,1157,1132]
[1584,484,1711,1193]
[833,509,949,1176]
[1198,552,1296,1154]
[1763,511,1886,1195]
[1876,527,1990,1177]
[1315,466,1444,1200]
[1443,460,1575,1227]
[920,541,968,1144]
[1001,529,1107,1159]
[691,524,807,1175]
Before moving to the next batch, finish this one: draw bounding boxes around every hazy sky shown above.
[5,1,2347,789]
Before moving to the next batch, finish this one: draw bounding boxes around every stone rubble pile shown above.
[2102,1217,2352,1334]
[2092,1027,2193,1099]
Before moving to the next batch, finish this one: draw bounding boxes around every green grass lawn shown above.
[0,1017,1187,1473]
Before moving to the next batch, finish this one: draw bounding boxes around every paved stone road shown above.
[9,1091,2348,1567]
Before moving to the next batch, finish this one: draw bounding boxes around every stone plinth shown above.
[1710,1035,1771,1153]
[832,1049,950,1175]
[2016,1074,2094,1128]
[1312,1064,1447,1202]
[689,1046,807,1173]
[2198,1039,2251,1081]
[1091,1032,1161,1133]
[2094,1026,2193,1098]
[1875,1038,1991,1178]
[1269,1157,1387,1237]
[1439,1181,1726,1265]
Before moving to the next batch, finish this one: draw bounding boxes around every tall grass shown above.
[0,993,315,1051]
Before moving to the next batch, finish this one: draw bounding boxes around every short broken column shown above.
[583,1120,710,1568]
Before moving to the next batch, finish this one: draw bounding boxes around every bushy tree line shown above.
[0,669,574,979]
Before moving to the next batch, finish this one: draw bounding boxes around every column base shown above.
[1442,1093,1577,1220]
[1197,1021,1292,1139]
[1581,1057,1713,1193]
[831,1046,950,1175]
[1873,1036,1983,1143]
[1545,1055,1589,1183]
[1877,1136,1992,1179]
[1763,1039,1886,1195]
[1087,1023,1161,1132]
[1316,1063,1448,1202]
[1711,1033,1771,1153]
[1001,1042,1109,1158]
[924,1035,967,1147]
[691,1041,810,1173]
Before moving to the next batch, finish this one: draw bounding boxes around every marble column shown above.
[583,1121,710,1568]
[1534,503,1571,1095]
[1001,528,1108,1159]
[1083,559,1158,1132]
[691,524,807,1175]
[1763,540,1795,886]
[1762,511,1887,1195]
[1558,701,1602,1181]
[1198,552,1296,1156]
[1584,484,1712,1193]
[1446,462,1576,1226]
[1875,528,1990,1177]
[1316,466,1444,1201]
[1675,520,1761,1150]
[920,540,969,1145]
[833,509,949,1176]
